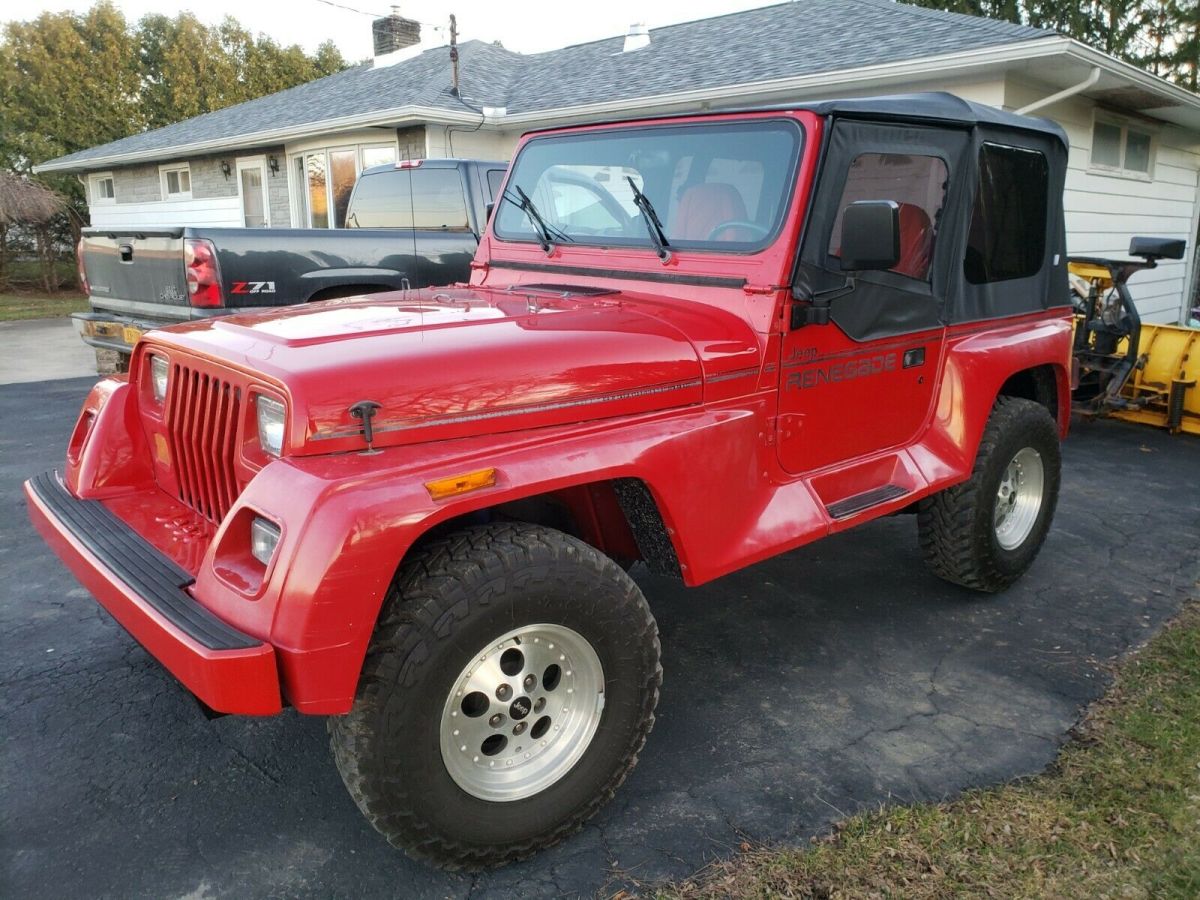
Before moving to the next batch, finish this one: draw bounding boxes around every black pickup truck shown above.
[75,158,506,369]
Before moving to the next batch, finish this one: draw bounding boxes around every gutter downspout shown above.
[1017,66,1101,115]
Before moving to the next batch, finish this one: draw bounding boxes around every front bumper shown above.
[24,471,282,715]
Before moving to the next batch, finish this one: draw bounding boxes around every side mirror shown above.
[840,201,900,272]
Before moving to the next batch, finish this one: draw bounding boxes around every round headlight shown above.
[149,355,169,403]
[256,395,285,457]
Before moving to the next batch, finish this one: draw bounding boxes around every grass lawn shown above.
[0,292,89,321]
[664,600,1200,899]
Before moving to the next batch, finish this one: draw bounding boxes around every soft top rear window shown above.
[494,119,803,253]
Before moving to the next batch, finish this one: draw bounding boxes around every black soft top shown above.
[798,92,1068,148]
[527,92,1067,148]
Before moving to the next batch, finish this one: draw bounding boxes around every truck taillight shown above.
[184,238,224,308]
[75,239,89,296]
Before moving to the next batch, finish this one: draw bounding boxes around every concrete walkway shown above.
[0,318,96,385]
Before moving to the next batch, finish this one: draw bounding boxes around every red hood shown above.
[147,285,760,454]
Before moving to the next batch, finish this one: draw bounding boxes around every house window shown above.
[361,144,398,169]
[90,173,115,205]
[1090,118,1154,177]
[964,143,1048,285]
[289,141,401,228]
[160,164,192,199]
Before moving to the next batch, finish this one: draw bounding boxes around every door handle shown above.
[903,347,925,368]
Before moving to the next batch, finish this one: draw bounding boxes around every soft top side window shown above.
[964,144,1049,284]
[827,152,947,282]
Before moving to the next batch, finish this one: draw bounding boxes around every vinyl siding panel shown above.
[89,196,242,229]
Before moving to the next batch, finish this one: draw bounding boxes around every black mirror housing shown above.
[1129,235,1185,261]
[840,200,900,272]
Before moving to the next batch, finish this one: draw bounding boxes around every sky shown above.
[7,0,784,58]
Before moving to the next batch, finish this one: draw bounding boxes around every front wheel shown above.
[918,396,1061,592]
[328,523,661,869]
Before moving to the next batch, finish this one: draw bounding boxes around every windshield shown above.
[494,119,803,253]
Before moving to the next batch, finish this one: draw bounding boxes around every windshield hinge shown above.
[743,283,782,295]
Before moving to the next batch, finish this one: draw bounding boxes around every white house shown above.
[35,0,1200,323]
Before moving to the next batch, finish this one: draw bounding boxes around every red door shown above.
[777,141,958,474]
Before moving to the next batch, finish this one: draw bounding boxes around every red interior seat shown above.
[674,183,749,241]
[893,202,934,279]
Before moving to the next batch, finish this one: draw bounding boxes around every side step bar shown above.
[825,483,909,520]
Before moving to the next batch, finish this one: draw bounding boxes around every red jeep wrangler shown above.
[27,93,1072,868]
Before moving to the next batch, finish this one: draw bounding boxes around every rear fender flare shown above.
[917,316,1072,481]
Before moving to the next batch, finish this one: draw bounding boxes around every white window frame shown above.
[235,156,271,228]
[159,163,193,200]
[1088,113,1156,181]
[286,139,400,228]
[89,172,116,206]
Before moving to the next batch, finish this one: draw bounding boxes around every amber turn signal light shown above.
[424,468,497,501]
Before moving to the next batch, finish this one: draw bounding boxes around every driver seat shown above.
[675,183,751,241]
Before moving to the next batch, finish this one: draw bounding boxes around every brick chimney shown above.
[373,6,421,56]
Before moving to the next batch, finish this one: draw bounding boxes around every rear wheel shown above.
[328,523,661,870]
[918,396,1061,592]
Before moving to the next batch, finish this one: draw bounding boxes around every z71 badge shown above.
[230,281,276,294]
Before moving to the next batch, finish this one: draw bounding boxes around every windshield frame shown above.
[492,117,806,257]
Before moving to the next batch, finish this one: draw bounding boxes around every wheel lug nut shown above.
[513,721,527,735]
[533,697,546,713]
[523,673,537,691]
[489,713,504,727]
[496,684,512,701]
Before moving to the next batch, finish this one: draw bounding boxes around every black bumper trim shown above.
[29,472,260,651]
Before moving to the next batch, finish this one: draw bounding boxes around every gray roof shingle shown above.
[39,0,1053,170]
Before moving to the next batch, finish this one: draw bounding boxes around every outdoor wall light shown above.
[268,155,280,175]
[219,160,232,179]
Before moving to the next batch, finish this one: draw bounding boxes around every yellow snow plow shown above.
[1070,237,1198,436]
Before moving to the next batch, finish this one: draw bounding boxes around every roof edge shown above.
[32,105,483,174]
[491,37,1070,126]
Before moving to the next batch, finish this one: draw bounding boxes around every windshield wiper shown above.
[626,176,671,263]
[503,185,571,253]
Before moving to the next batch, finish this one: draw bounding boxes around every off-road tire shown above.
[328,523,661,870]
[918,396,1061,592]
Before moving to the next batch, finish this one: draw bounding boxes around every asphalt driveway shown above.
[2,375,1197,898]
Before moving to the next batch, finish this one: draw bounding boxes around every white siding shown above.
[424,126,518,161]
[1005,78,1200,324]
[88,196,243,229]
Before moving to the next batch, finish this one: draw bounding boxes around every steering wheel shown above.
[706,220,770,242]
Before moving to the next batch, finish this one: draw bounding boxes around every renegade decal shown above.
[786,352,898,391]
[230,281,276,295]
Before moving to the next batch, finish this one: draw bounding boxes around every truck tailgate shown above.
[81,229,190,315]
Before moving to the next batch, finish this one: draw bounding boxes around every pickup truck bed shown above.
[76,158,506,364]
